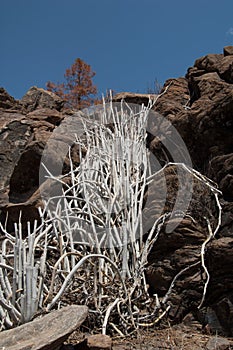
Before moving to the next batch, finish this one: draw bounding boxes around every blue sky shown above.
[1,0,233,100]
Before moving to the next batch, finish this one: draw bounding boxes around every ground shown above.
[65,321,233,350]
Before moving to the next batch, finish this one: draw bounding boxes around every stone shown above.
[205,336,232,350]
[153,77,190,119]
[113,92,158,105]
[182,312,202,331]
[193,51,233,83]
[207,154,233,201]
[217,55,233,83]
[21,86,64,112]
[0,87,20,109]
[76,334,112,350]
[0,305,88,350]
[143,48,233,327]
[27,107,65,125]
[0,88,67,232]
[224,46,233,56]
[86,335,112,350]
[194,53,223,72]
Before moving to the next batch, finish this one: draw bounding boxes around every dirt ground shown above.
[65,321,233,350]
[112,326,233,350]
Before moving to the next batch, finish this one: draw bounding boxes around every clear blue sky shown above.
[1,0,233,100]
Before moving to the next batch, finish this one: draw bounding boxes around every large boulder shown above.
[0,305,88,350]
[0,87,67,232]
[113,47,233,334]
[21,86,65,112]
[224,45,233,56]
[146,47,233,334]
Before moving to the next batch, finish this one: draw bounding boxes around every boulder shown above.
[224,45,233,56]
[21,86,65,112]
[113,92,158,105]
[217,55,233,83]
[144,48,233,331]
[207,154,233,201]
[206,336,232,350]
[193,52,233,83]
[0,88,67,232]
[0,87,19,109]
[0,305,88,350]
[76,334,112,350]
[194,53,223,73]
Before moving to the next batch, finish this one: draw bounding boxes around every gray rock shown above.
[113,92,158,105]
[21,86,64,112]
[0,102,65,233]
[0,305,88,350]
[205,336,232,350]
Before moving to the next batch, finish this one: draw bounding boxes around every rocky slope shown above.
[0,46,233,337]
[0,86,68,230]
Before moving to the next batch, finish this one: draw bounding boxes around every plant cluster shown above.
[0,97,221,335]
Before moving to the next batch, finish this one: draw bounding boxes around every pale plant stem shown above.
[0,94,222,333]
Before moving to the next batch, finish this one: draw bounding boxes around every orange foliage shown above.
[46,58,97,110]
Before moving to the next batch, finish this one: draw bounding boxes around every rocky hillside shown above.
[0,46,233,338]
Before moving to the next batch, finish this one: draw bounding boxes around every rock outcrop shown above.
[0,86,67,231]
[21,86,65,112]
[0,87,20,109]
[0,47,233,335]
[114,46,233,334]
